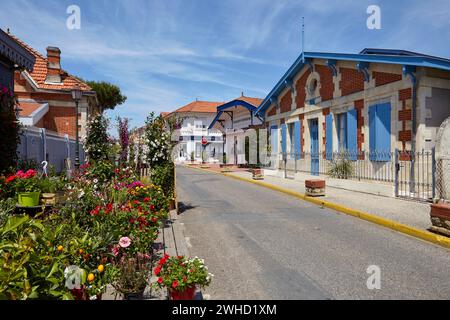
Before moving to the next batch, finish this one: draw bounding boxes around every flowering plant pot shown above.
[18,192,41,207]
[41,193,56,206]
[153,255,213,300]
[170,286,196,300]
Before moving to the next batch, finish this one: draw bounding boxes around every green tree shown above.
[85,115,110,163]
[86,81,127,114]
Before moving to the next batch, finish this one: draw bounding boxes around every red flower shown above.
[151,217,157,223]
[130,218,135,224]
[106,203,113,212]
[154,267,161,276]
[144,197,151,203]
[172,281,179,289]
[5,175,16,184]
[150,205,155,211]
[157,277,164,284]
[183,276,187,283]
[133,200,140,205]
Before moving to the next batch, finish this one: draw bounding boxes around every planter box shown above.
[430,201,450,235]
[252,169,264,180]
[305,179,326,197]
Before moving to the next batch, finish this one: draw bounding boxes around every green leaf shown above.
[46,262,60,279]
[2,216,29,234]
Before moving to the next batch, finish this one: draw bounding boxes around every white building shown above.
[208,95,263,165]
[167,100,224,163]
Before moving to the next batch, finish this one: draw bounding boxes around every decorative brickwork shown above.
[295,70,311,109]
[339,67,365,96]
[373,71,402,87]
[355,99,365,159]
[398,88,413,157]
[315,64,335,102]
[280,90,292,114]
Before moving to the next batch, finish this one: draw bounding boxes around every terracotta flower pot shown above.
[170,286,196,300]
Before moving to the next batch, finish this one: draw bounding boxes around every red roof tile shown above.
[8,34,91,92]
[172,100,223,114]
[234,96,263,107]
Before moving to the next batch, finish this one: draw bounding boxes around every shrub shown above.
[327,151,354,179]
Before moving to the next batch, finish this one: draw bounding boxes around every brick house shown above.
[255,49,450,200]
[10,34,96,140]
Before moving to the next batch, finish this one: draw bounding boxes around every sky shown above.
[1,0,450,134]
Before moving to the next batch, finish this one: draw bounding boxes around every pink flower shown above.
[111,245,120,257]
[119,237,131,248]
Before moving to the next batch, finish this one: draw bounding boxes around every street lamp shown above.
[71,86,83,169]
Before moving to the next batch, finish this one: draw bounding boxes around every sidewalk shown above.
[226,170,432,231]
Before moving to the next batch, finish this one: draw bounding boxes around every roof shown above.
[0,29,35,71]
[171,100,223,114]
[17,100,49,126]
[160,112,171,118]
[8,33,91,92]
[256,48,450,117]
[208,95,263,129]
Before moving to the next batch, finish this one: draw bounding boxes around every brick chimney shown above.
[45,46,62,83]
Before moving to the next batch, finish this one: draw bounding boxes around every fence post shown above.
[432,147,436,200]
[395,149,399,197]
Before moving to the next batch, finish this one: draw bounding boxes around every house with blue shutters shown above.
[255,49,450,200]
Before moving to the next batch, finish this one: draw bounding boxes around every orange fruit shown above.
[57,246,64,252]
[88,273,95,282]
[79,249,84,255]
[97,265,104,273]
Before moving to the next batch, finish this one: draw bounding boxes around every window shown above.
[369,102,391,161]
[337,113,347,151]
[289,123,295,155]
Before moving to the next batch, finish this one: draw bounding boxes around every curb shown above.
[184,165,450,250]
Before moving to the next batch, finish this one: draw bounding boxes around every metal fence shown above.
[263,149,436,202]
[17,127,85,173]
[435,157,450,201]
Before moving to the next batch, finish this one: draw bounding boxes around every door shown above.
[310,119,319,176]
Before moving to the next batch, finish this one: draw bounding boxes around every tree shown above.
[86,81,127,114]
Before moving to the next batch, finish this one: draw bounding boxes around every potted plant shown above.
[153,255,213,300]
[113,256,149,300]
[39,176,65,205]
[6,170,41,207]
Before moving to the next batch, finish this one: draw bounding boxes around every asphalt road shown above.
[176,166,450,300]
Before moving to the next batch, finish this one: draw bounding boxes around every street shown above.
[176,166,450,300]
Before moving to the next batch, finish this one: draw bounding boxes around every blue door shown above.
[310,119,319,176]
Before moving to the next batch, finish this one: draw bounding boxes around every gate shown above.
[395,148,436,202]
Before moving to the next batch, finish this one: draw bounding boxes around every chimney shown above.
[45,46,62,83]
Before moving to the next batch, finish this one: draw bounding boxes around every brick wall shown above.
[355,99,365,159]
[315,64,334,102]
[43,106,77,138]
[295,69,311,109]
[268,106,276,117]
[280,90,292,114]
[339,67,365,96]
[373,71,402,87]
[398,88,412,160]
[299,114,305,154]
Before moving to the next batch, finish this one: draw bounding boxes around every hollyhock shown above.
[111,246,119,257]
[154,267,161,276]
[172,280,179,289]
[157,277,164,284]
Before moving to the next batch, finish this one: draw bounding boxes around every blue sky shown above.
[1,0,450,133]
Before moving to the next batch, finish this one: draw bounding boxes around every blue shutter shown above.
[376,102,391,161]
[326,114,333,160]
[369,105,377,161]
[294,121,302,158]
[281,124,287,155]
[346,109,358,161]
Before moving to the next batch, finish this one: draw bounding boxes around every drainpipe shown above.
[403,65,417,193]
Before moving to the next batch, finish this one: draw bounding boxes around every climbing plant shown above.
[85,114,110,163]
